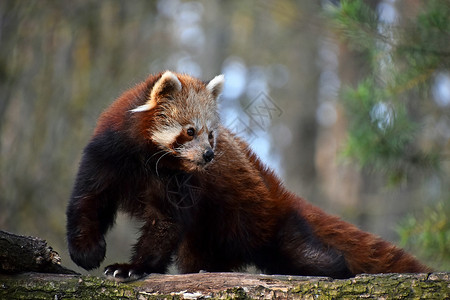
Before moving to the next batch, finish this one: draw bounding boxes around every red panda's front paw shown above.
[104,263,148,282]
[68,234,106,271]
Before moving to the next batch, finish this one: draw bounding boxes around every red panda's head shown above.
[131,71,224,172]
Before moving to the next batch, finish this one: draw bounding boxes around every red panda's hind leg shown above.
[256,213,353,279]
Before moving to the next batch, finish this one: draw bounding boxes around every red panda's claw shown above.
[104,263,147,282]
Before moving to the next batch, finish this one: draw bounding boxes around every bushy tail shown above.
[297,199,432,274]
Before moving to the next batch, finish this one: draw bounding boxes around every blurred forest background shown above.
[0,0,449,275]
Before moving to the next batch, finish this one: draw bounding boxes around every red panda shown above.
[66,71,431,281]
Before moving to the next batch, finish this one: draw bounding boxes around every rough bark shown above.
[0,231,78,275]
[1,272,449,299]
[1,231,449,299]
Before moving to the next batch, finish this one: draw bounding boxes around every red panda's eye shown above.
[187,128,195,136]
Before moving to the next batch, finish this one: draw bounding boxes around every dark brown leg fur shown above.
[67,193,118,271]
[254,213,352,278]
[104,217,180,281]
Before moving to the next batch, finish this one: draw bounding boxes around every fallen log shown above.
[1,272,449,299]
[1,230,449,299]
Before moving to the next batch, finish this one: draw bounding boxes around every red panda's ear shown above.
[131,71,182,113]
[207,74,224,100]
[151,71,182,100]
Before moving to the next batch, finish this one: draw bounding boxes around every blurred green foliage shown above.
[398,201,450,270]
[332,0,449,181]
[331,0,450,269]
[341,78,433,183]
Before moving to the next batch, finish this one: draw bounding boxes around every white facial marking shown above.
[206,119,215,131]
[151,123,183,147]
[193,118,201,130]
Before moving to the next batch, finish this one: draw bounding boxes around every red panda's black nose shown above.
[203,148,214,163]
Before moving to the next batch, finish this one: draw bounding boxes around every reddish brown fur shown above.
[209,133,431,275]
[66,71,431,281]
[297,201,430,274]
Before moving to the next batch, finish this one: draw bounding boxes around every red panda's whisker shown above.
[145,149,167,167]
[155,151,170,178]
